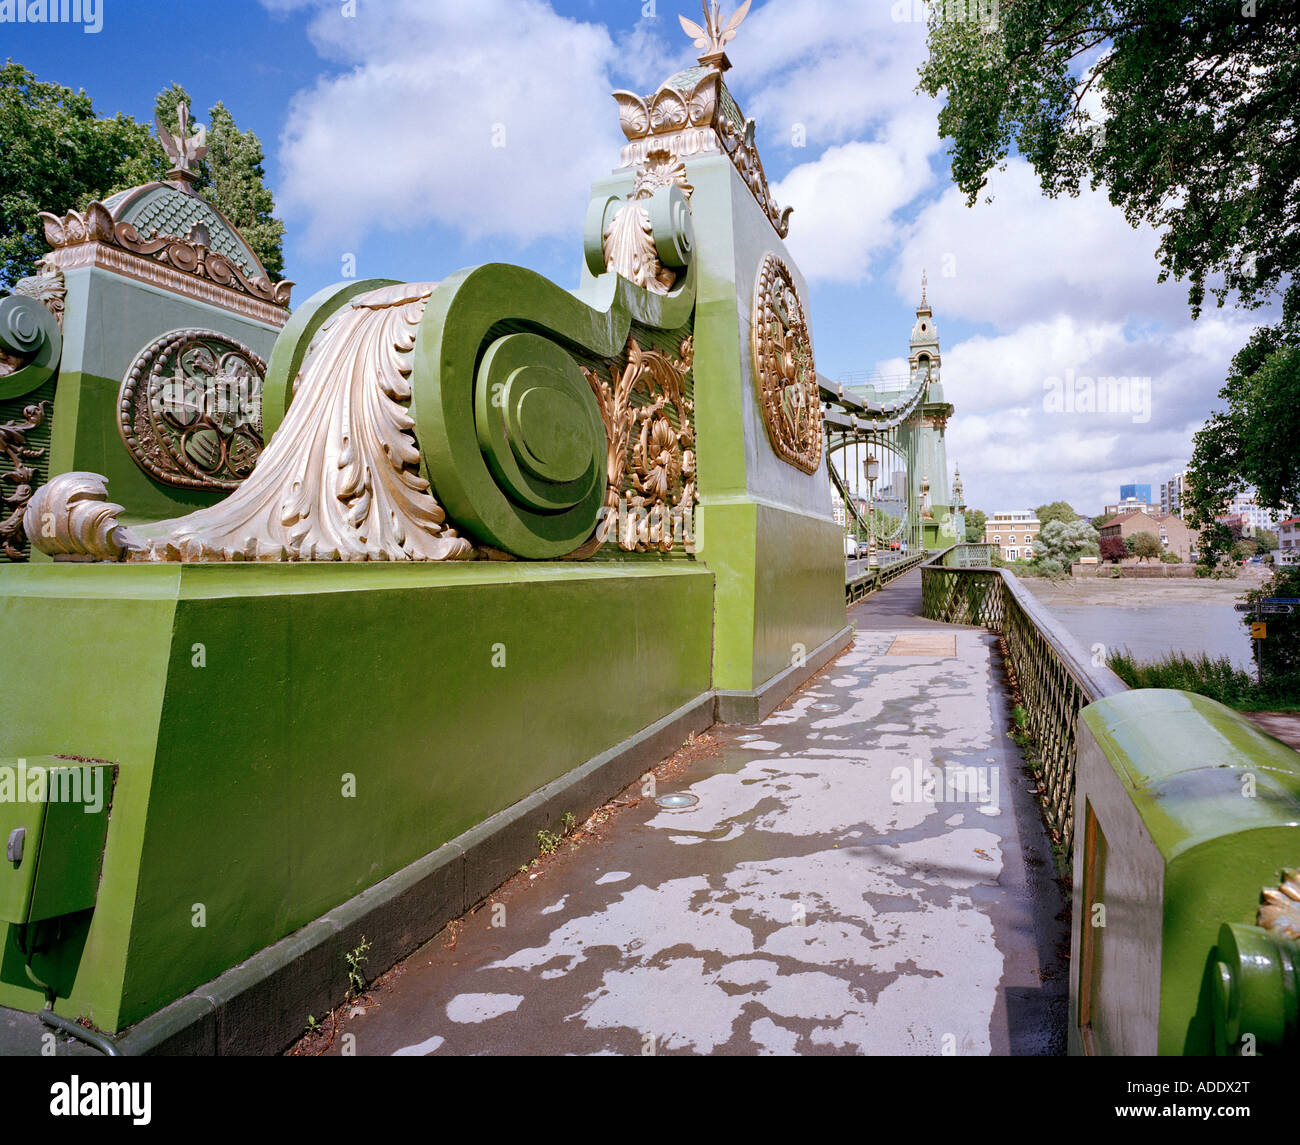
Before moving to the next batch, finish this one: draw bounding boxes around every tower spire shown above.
[921,268,928,309]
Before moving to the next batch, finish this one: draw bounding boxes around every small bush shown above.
[1107,648,1300,711]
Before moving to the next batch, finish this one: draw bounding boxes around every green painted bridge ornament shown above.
[0,294,62,399]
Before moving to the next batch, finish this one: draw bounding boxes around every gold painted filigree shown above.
[13,262,65,329]
[717,115,794,238]
[0,402,49,560]
[752,254,823,474]
[128,282,474,563]
[611,39,791,240]
[1260,870,1300,939]
[119,330,266,491]
[583,335,696,553]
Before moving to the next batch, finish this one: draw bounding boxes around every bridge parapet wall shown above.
[1071,690,1300,1056]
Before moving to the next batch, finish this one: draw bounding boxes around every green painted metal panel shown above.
[1079,689,1300,1054]
[0,560,714,1031]
[0,760,112,925]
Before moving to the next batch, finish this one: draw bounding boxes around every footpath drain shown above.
[654,793,700,810]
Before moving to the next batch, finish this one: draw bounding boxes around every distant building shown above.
[1120,483,1153,506]
[1278,516,1300,554]
[1103,497,1155,518]
[1160,472,1189,519]
[1099,510,1196,563]
[985,511,1041,562]
[1226,491,1283,533]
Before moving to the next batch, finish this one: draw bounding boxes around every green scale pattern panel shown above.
[0,376,57,563]
[123,188,259,277]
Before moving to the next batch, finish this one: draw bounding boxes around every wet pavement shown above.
[315,571,1069,1056]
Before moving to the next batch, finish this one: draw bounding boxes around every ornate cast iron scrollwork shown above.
[119,329,267,491]
[0,402,49,560]
[40,202,293,310]
[583,335,697,553]
[752,253,823,474]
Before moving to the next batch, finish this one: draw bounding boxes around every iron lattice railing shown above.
[845,550,930,605]
[920,546,1126,856]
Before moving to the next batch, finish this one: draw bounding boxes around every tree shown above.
[0,65,284,290]
[1257,528,1279,554]
[919,2,1300,321]
[1032,518,1099,570]
[1035,501,1078,527]
[1099,535,1126,563]
[0,62,158,289]
[1185,326,1300,566]
[918,4,1300,570]
[964,509,987,543]
[1243,565,1300,683]
[1131,531,1162,564]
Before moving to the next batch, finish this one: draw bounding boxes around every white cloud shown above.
[266,0,623,249]
[941,312,1257,513]
[896,160,1184,328]
[773,113,940,283]
[732,0,932,145]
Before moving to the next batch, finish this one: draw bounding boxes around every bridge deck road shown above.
[317,569,1069,1056]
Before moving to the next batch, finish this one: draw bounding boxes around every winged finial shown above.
[679,1,751,72]
[155,102,209,185]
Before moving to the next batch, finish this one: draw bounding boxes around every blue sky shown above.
[2,0,1261,516]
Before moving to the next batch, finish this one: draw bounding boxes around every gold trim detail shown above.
[13,262,65,329]
[39,201,293,312]
[583,335,697,553]
[752,254,822,474]
[0,402,49,560]
[603,151,694,295]
[1260,870,1300,939]
[612,70,791,239]
[23,472,140,563]
[118,329,267,492]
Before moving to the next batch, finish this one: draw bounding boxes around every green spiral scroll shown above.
[414,258,696,559]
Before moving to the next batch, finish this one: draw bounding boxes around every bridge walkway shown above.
[308,570,1068,1056]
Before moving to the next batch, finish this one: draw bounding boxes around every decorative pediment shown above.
[39,203,293,310]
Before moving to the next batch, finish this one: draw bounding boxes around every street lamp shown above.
[864,452,880,567]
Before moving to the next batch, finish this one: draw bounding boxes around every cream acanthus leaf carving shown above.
[603,152,694,296]
[23,472,143,563]
[129,282,474,563]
